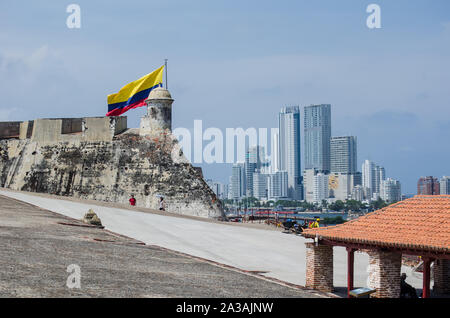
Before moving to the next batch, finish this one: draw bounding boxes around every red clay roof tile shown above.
[302,195,450,253]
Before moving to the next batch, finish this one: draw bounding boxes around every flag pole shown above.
[164,59,168,89]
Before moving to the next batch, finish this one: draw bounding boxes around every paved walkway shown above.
[0,189,424,293]
[0,194,326,297]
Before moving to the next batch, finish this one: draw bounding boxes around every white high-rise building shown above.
[303,169,316,203]
[271,131,280,173]
[267,170,288,200]
[330,136,357,174]
[313,173,329,203]
[231,162,245,200]
[245,146,269,197]
[362,160,386,200]
[328,173,355,201]
[279,106,302,200]
[304,168,329,203]
[304,104,331,173]
[351,185,365,202]
[381,178,402,203]
[222,183,229,200]
[440,176,450,195]
[374,166,386,197]
[253,171,268,200]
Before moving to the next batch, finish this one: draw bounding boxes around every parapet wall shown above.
[0,122,22,139]
[0,116,127,143]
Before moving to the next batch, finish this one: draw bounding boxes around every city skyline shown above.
[223,103,405,203]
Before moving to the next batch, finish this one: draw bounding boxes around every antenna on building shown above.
[164,59,168,89]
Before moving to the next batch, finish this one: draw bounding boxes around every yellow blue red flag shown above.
[107,65,164,116]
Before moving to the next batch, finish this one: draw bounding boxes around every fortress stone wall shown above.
[0,88,225,219]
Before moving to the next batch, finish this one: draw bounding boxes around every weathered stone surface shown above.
[0,194,321,298]
[0,126,225,219]
[83,209,103,226]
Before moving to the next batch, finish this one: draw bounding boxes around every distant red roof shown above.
[302,195,450,254]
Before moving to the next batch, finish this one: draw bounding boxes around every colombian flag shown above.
[106,66,164,116]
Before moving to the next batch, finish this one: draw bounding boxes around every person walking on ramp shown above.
[159,197,165,211]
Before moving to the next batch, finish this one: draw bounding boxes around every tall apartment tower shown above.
[231,162,246,200]
[374,166,386,195]
[245,146,265,197]
[330,136,357,174]
[381,178,402,203]
[362,159,386,199]
[417,176,440,195]
[440,176,450,195]
[304,104,331,173]
[252,170,268,200]
[278,106,302,200]
[271,131,280,173]
[267,170,288,200]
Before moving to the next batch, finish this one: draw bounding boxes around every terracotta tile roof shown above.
[302,195,450,254]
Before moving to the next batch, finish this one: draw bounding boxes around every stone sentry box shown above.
[140,86,174,136]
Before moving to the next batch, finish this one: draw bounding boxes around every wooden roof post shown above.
[347,247,355,298]
[422,257,433,298]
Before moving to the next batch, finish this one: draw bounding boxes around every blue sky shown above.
[1,0,450,193]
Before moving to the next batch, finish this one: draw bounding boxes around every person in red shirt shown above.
[129,195,136,206]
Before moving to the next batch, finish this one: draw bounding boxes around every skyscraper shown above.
[374,166,385,196]
[303,168,329,203]
[362,160,386,200]
[440,176,450,195]
[418,176,440,195]
[245,146,265,197]
[252,170,268,200]
[381,178,402,203]
[267,170,288,200]
[351,185,365,202]
[231,162,245,199]
[328,173,355,201]
[313,172,329,203]
[304,104,331,173]
[278,106,302,200]
[330,136,357,174]
[271,131,280,173]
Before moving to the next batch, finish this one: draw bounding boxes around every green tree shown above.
[329,200,345,211]
[345,199,362,212]
[370,198,388,210]
[322,216,346,225]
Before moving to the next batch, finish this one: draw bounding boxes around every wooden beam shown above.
[422,257,433,298]
[347,248,355,298]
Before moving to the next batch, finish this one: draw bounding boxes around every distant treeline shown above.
[223,197,391,212]
[321,216,346,225]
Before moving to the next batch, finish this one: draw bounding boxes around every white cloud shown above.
[0,108,21,121]
[25,45,50,71]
